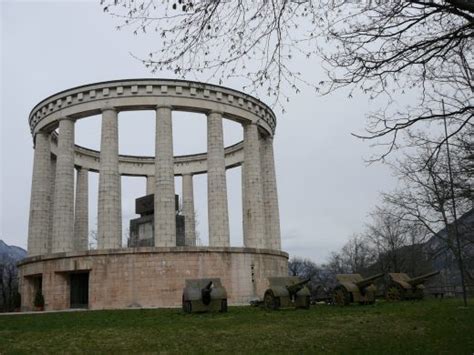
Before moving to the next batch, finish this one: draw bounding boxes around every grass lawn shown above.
[0,299,472,354]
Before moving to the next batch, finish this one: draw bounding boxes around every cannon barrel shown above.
[203,281,213,291]
[201,281,214,305]
[408,271,440,286]
[355,273,384,289]
[285,278,311,295]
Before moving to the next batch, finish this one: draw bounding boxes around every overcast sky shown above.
[1,0,404,263]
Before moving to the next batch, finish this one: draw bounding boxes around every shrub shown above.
[13,292,21,309]
[34,291,44,308]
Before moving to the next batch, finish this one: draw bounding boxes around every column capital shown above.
[156,104,173,110]
[101,106,117,113]
[57,116,75,122]
[208,110,223,116]
[243,121,258,128]
[33,131,50,147]
[35,130,50,137]
[261,133,274,141]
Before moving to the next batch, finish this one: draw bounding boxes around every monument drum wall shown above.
[20,79,286,311]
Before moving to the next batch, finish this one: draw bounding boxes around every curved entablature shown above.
[50,135,244,176]
[29,79,277,136]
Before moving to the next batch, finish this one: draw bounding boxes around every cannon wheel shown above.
[302,295,311,309]
[365,291,376,305]
[264,290,280,310]
[385,284,402,302]
[183,301,192,313]
[332,286,350,306]
[414,288,424,300]
[182,295,185,312]
[220,299,228,312]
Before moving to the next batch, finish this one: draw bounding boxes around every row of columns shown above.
[28,119,90,256]
[27,107,281,256]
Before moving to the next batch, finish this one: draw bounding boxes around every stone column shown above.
[52,118,75,253]
[182,174,196,246]
[242,123,265,248]
[241,163,247,244]
[98,108,122,249]
[207,111,230,247]
[27,131,52,256]
[260,135,281,250]
[146,175,155,195]
[154,106,176,247]
[48,156,57,253]
[74,167,89,251]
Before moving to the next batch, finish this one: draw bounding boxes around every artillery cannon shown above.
[263,277,311,310]
[332,273,384,306]
[182,278,228,313]
[385,271,440,301]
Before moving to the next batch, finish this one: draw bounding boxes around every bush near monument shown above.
[33,291,44,311]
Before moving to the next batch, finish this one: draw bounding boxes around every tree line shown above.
[290,129,473,301]
[0,262,20,312]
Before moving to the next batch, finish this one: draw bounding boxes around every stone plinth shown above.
[18,247,288,311]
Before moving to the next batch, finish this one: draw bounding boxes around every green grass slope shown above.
[1,299,472,354]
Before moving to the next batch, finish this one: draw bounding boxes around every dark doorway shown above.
[33,276,43,294]
[70,272,89,309]
[26,275,43,309]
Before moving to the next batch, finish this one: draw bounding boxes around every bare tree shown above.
[194,209,202,246]
[288,257,334,299]
[0,262,19,312]
[363,205,432,275]
[385,135,472,245]
[320,0,473,159]
[101,0,473,155]
[325,251,348,274]
[365,206,411,273]
[384,133,473,303]
[288,257,306,276]
[101,0,322,108]
[340,234,373,273]
[325,234,373,275]
[89,229,98,250]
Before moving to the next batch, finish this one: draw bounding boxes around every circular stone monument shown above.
[18,79,287,310]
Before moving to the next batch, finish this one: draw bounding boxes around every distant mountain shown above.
[424,209,474,288]
[0,240,27,264]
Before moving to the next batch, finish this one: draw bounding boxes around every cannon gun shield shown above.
[182,278,228,313]
[263,277,311,310]
[386,271,439,301]
[332,273,383,306]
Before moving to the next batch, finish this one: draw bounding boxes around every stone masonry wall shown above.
[19,248,288,311]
